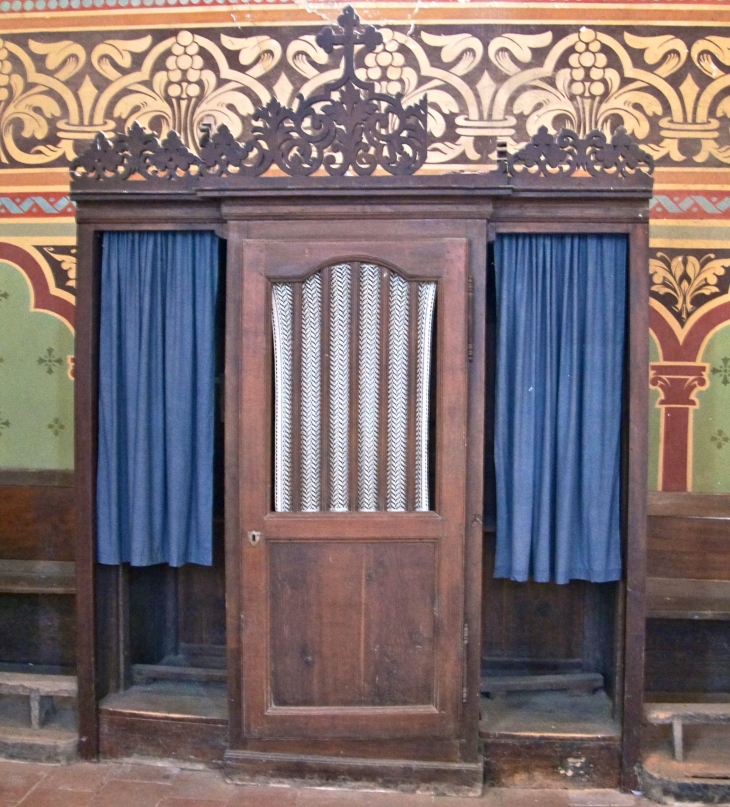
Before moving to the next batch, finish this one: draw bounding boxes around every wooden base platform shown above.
[99,681,228,765]
[224,749,484,796]
[480,691,621,788]
[0,695,77,763]
[641,722,730,804]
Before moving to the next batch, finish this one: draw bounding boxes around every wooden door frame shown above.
[489,198,650,791]
[73,201,225,758]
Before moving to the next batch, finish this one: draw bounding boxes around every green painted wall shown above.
[693,323,730,492]
[0,261,74,470]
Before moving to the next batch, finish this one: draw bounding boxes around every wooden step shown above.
[0,560,75,595]
[0,672,77,730]
[132,664,227,685]
[481,672,604,698]
[645,702,730,725]
[645,702,730,762]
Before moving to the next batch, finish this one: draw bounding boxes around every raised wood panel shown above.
[0,594,75,668]
[481,535,585,667]
[270,541,436,708]
[646,620,730,693]
[648,515,730,580]
[0,485,75,562]
[178,563,226,650]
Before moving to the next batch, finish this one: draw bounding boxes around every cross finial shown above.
[316,5,383,89]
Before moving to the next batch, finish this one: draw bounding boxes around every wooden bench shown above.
[0,672,77,729]
[645,702,730,762]
[647,577,730,620]
[0,560,75,595]
[481,672,604,698]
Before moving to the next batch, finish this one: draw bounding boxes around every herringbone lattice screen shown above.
[271,262,436,513]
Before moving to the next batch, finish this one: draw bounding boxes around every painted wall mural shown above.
[4,24,730,171]
[0,250,74,469]
[0,0,728,489]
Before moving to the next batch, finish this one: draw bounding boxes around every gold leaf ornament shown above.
[487,31,553,76]
[420,31,484,77]
[691,36,730,78]
[0,40,11,105]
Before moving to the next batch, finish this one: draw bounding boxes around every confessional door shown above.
[235,220,470,750]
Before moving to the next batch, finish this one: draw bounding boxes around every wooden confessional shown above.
[70,7,652,795]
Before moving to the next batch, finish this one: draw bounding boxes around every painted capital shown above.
[649,362,710,407]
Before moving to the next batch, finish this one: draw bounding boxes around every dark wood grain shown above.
[0,471,73,487]
[238,222,471,751]
[0,594,76,668]
[0,486,75,561]
[74,221,100,759]
[648,492,730,518]
[646,620,730,694]
[223,219,243,747]
[621,221,650,792]
[99,710,227,764]
[224,748,483,795]
[482,736,620,789]
[649,516,730,580]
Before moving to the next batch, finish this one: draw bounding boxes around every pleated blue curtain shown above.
[494,234,626,584]
[96,231,220,567]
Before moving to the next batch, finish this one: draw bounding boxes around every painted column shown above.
[650,361,710,491]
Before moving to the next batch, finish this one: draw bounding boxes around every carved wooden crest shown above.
[506,126,654,179]
[69,7,654,189]
[71,5,428,183]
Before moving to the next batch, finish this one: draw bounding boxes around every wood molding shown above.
[0,470,73,487]
[648,491,730,519]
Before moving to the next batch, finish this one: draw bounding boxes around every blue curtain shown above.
[494,234,626,584]
[97,231,219,567]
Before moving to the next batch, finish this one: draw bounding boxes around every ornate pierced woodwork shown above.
[71,6,428,183]
[68,6,654,189]
[507,125,654,178]
[69,120,653,189]
[71,124,201,182]
[272,262,436,513]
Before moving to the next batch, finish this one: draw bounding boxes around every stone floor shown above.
[0,759,657,807]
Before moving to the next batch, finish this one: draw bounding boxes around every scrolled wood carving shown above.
[507,125,654,178]
[71,6,428,182]
[71,122,201,182]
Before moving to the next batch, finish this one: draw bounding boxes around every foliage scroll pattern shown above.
[4,19,730,170]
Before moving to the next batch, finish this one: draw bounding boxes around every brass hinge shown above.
[462,621,469,703]
[467,276,474,362]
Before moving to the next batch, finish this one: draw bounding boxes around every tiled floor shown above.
[0,759,656,807]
